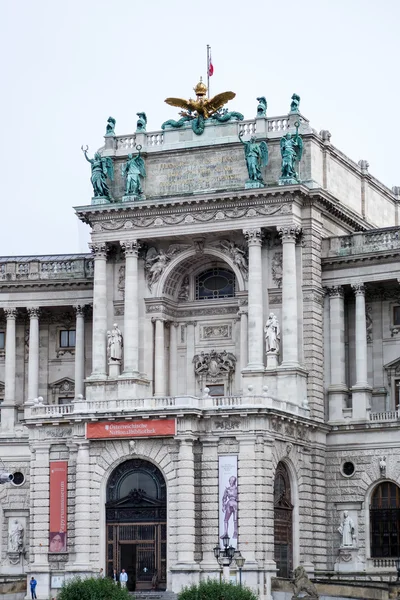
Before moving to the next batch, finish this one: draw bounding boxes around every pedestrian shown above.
[98,568,104,579]
[112,569,118,585]
[30,577,37,600]
[119,569,128,588]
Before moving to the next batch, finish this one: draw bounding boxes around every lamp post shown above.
[234,551,246,587]
[396,555,400,581]
[213,535,236,582]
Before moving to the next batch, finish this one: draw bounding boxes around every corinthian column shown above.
[121,240,140,377]
[243,228,264,369]
[326,286,347,421]
[153,318,166,396]
[351,283,371,420]
[238,306,248,373]
[89,243,107,378]
[2,308,17,429]
[169,323,179,396]
[74,305,85,398]
[277,225,301,367]
[27,307,40,401]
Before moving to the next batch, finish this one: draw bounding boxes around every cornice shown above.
[0,280,94,291]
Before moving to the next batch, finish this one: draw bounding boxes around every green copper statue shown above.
[290,94,300,113]
[257,97,267,117]
[239,132,268,187]
[279,121,303,183]
[121,145,146,196]
[211,108,244,123]
[105,116,116,136]
[81,146,114,199]
[136,112,147,132]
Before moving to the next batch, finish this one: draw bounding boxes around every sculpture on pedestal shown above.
[379,456,386,478]
[81,146,114,200]
[264,313,280,353]
[292,566,319,599]
[121,146,146,197]
[107,324,123,363]
[163,79,237,135]
[338,511,355,547]
[136,112,147,132]
[105,116,116,136]
[238,132,268,187]
[279,121,303,184]
[290,93,301,113]
[8,520,24,553]
[256,96,267,117]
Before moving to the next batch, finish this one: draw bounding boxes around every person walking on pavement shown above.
[119,569,128,588]
[30,577,37,600]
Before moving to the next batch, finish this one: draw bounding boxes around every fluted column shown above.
[121,240,140,376]
[278,225,301,367]
[243,228,264,369]
[2,308,17,429]
[27,307,40,400]
[74,305,85,398]
[326,286,347,421]
[169,322,179,396]
[74,441,91,567]
[153,318,166,396]
[177,439,196,564]
[89,243,107,378]
[351,283,371,420]
[238,307,248,373]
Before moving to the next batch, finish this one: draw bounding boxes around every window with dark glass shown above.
[60,330,76,348]
[207,384,225,397]
[0,332,5,349]
[370,482,400,558]
[58,397,72,405]
[195,268,235,300]
[394,306,400,326]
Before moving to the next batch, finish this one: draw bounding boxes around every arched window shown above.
[195,268,235,300]
[370,481,400,558]
[274,462,293,578]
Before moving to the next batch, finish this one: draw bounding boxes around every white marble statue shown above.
[9,519,24,553]
[107,324,123,362]
[264,313,281,353]
[379,456,386,478]
[338,511,355,547]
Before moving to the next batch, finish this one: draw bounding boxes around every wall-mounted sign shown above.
[86,419,176,440]
[49,461,68,553]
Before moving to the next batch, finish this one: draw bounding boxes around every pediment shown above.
[48,378,75,393]
[383,357,400,375]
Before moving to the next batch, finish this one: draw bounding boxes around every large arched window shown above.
[370,481,400,558]
[195,267,235,300]
[274,462,293,578]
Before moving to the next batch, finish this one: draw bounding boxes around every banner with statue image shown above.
[49,461,68,553]
[218,455,238,549]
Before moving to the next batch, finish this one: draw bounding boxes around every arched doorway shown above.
[370,481,400,558]
[106,459,167,591]
[274,462,293,578]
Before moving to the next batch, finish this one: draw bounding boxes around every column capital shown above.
[172,322,179,328]
[89,242,107,258]
[352,282,365,296]
[27,307,40,319]
[151,316,167,324]
[120,240,140,257]
[73,305,86,317]
[277,224,302,242]
[4,308,18,320]
[325,285,344,299]
[184,320,197,327]
[238,308,248,316]
[243,228,262,246]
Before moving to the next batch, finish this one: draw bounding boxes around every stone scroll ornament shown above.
[279,120,303,184]
[162,79,242,136]
[81,146,114,200]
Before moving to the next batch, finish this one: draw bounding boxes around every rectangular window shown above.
[393,306,400,326]
[207,384,225,397]
[58,397,72,405]
[60,330,76,348]
[0,332,5,349]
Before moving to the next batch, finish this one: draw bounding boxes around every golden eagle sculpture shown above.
[162,79,243,135]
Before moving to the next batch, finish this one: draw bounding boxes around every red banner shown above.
[49,461,67,553]
[86,419,176,440]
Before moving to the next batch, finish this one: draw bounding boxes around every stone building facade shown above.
[0,94,399,600]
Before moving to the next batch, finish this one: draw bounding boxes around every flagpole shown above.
[207,44,210,98]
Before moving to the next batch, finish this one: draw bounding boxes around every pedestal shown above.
[108,360,121,377]
[334,546,364,573]
[266,351,278,368]
[245,180,264,189]
[91,196,111,205]
[122,194,145,203]
[278,177,299,186]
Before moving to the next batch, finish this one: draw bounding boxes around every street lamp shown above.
[213,535,236,581]
[234,551,246,587]
[396,555,400,581]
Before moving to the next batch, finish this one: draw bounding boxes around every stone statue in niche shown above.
[338,511,356,547]
[107,324,123,363]
[177,275,189,301]
[264,313,280,353]
[379,456,386,478]
[8,519,24,553]
[271,252,283,287]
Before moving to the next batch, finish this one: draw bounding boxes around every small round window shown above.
[196,268,235,300]
[341,461,355,477]
[11,472,25,486]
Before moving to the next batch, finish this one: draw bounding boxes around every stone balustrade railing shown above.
[369,409,399,422]
[25,394,310,419]
[322,227,400,259]
[0,255,94,282]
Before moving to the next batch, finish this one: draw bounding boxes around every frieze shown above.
[46,428,73,439]
[48,554,69,562]
[144,305,239,318]
[201,325,232,340]
[214,419,241,431]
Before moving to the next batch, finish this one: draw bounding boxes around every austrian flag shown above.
[208,54,214,77]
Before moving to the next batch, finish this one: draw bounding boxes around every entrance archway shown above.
[106,459,167,591]
[274,462,293,578]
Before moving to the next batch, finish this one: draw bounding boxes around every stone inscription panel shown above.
[146,147,247,196]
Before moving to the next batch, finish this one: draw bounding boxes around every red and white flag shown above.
[208,53,214,77]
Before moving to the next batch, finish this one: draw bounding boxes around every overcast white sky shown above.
[1,0,398,256]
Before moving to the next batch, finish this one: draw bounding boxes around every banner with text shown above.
[218,455,238,549]
[49,461,68,553]
[86,419,176,440]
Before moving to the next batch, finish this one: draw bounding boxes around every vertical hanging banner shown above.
[49,461,68,553]
[218,455,238,549]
